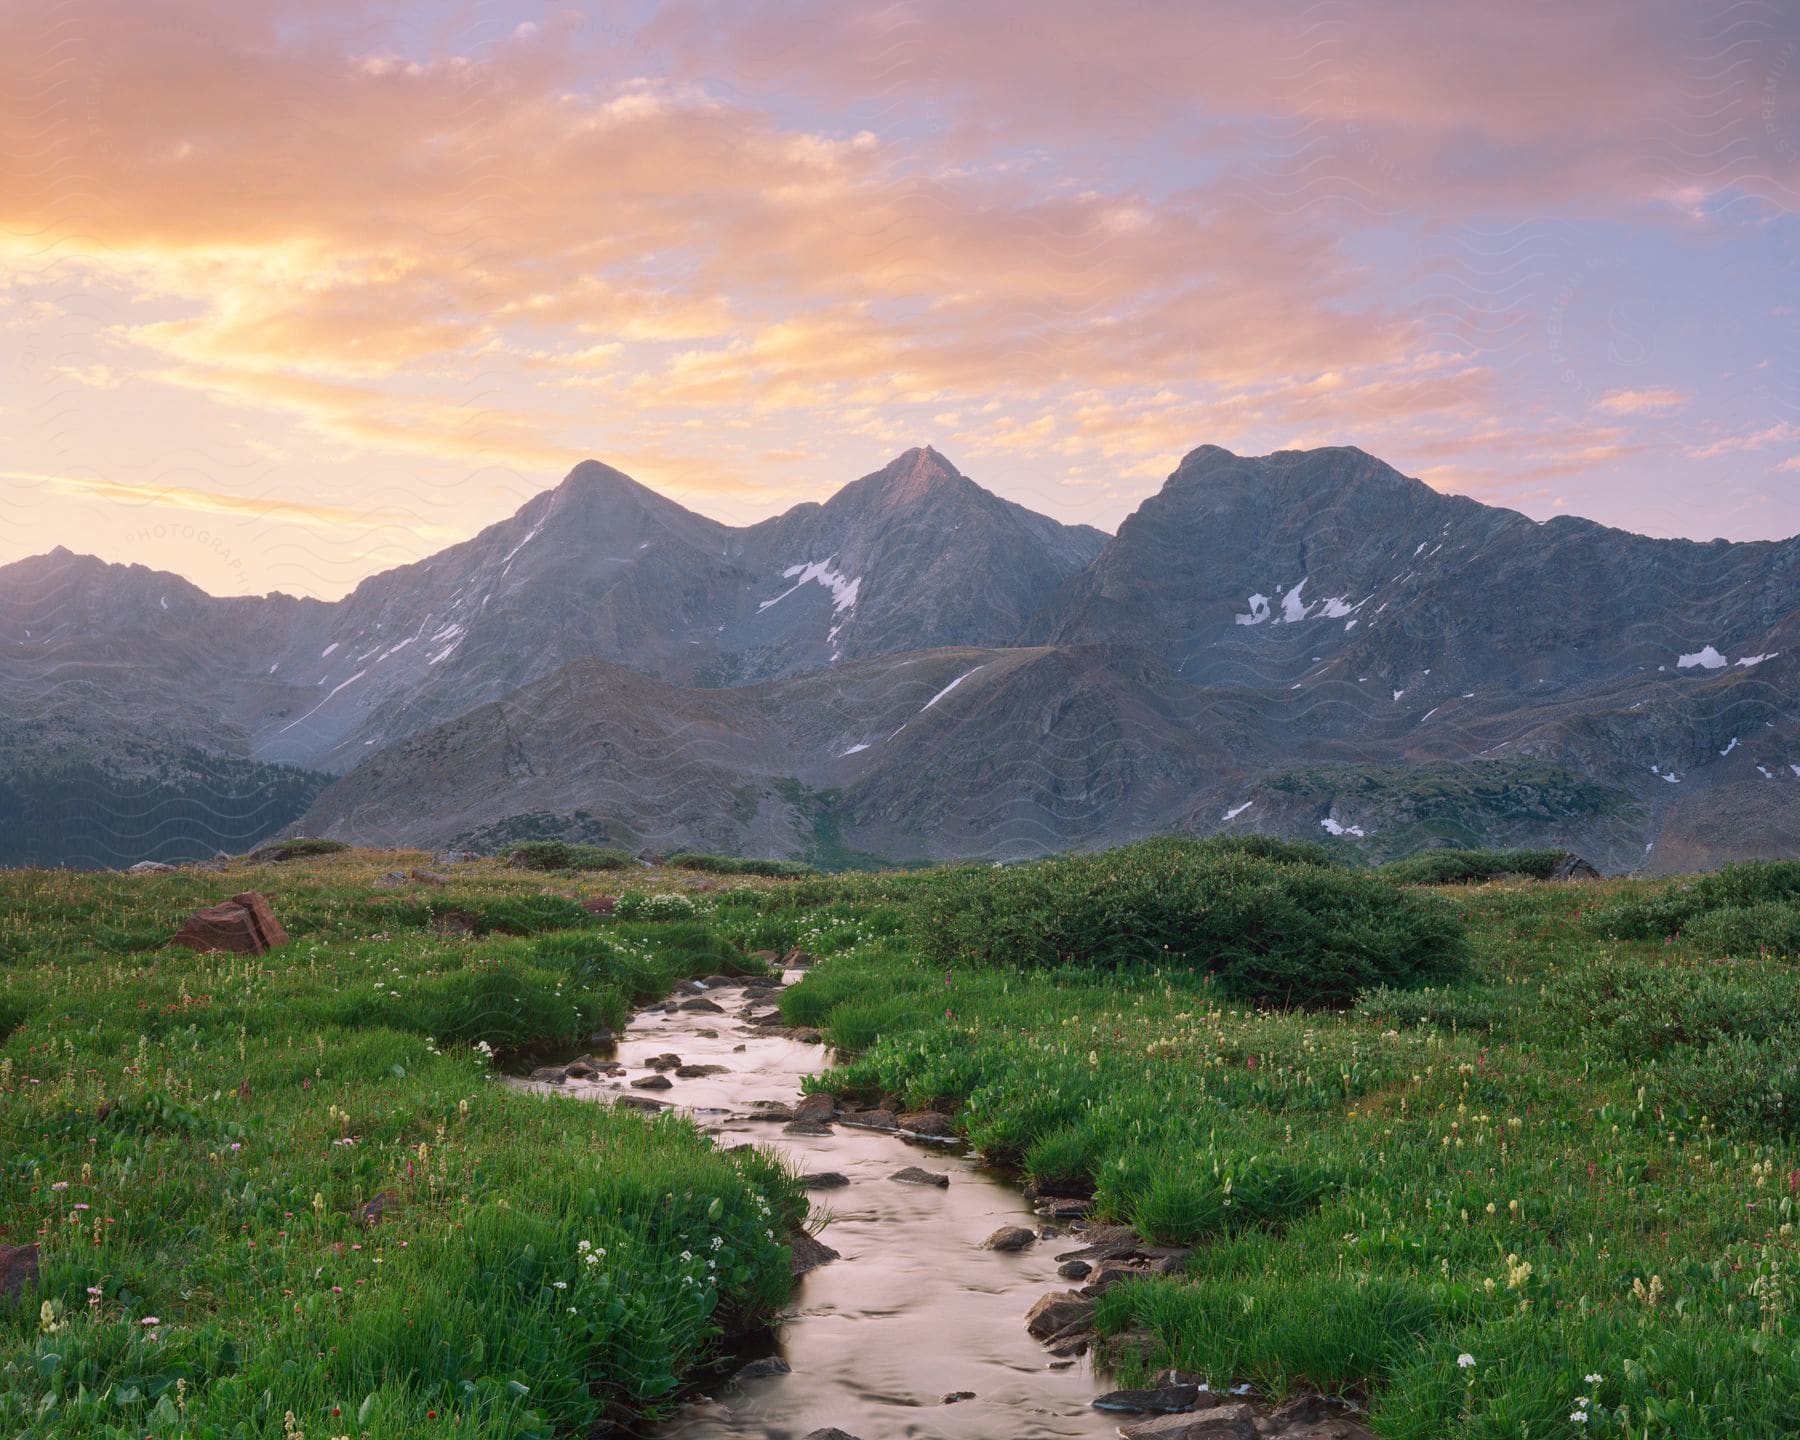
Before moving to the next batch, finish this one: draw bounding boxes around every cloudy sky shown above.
[2,0,1797,597]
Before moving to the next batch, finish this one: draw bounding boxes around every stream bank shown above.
[522,967,1376,1440]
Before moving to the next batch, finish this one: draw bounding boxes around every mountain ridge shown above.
[5,442,1796,871]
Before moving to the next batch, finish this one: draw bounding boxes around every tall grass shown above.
[0,854,805,1439]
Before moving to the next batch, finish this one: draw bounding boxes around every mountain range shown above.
[4,444,1795,872]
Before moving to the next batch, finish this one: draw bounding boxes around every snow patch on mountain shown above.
[1678,645,1727,670]
[1320,817,1366,838]
[1736,652,1779,668]
[759,557,862,619]
[922,665,984,712]
[1223,800,1254,821]
[1235,593,1271,625]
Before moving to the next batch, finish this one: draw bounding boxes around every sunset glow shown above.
[3,0,1797,596]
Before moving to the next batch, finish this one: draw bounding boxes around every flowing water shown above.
[524,971,1128,1440]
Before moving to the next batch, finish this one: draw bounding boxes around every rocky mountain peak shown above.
[858,445,969,510]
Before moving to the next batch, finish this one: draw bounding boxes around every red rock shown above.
[169,890,287,953]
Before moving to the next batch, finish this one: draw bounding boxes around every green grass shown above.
[773,868,1800,1437]
[498,841,635,873]
[12,841,1800,1438]
[0,851,805,1439]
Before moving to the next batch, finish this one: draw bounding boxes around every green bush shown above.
[1682,902,1800,960]
[665,852,817,878]
[613,891,711,922]
[1191,834,1339,868]
[249,836,349,861]
[1542,959,1800,1060]
[1660,1029,1800,1138]
[909,837,1466,1005]
[500,840,635,872]
[1589,860,1800,941]
[1380,848,1569,885]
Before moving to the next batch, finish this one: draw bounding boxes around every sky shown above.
[2,0,1797,599]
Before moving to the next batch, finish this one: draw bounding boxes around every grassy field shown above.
[0,852,807,1439]
[5,842,1800,1438]
[762,847,1800,1438]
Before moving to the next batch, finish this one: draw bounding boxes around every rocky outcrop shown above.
[169,891,288,954]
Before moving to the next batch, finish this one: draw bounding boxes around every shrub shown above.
[249,836,348,861]
[1589,860,1800,941]
[909,837,1466,1005]
[1191,834,1339,868]
[665,852,817,878]
[1681,902,1800,960]
[1661,1029,1800,1139]
[613,891,711,921]
[1542,959,1800,1060]
[1380,848,1569,885]
[501,840,634,872]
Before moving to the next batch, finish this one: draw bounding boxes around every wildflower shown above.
[1570,1412,1588,1425]
[51,1181,68,1192]
[141,1316,161,1326]
[1585,1373,1604,1384]
[553,1280,567,1290]
[1457,1353,1476,1369]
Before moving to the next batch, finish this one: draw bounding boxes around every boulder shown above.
[433,850,479,866]
[564,1059,600,1079]
[170,890,289,955]
[646,1053,684,1071]
[432,910,478,936]
[1119,1405,1256,1440]
[791,1027,824,1044]
[372,871,410,888]
[804,1430,862,1440]
[793,1093,837,1123]
[582,895,618,916]
[1035,1196,1091,1220]
[982,1225,1037,1252]
[613,1095,666,1113]
[410,869,449,886]
[733,1356,791,1381]
[784,1119,834,1136]
[1057,1259,1093,1280]
[746,1100,795,1122]
[529,1067,567,1084]
[674,1064,730,1078]
[678,996,725,1013]
[1024,1290,1094,1339]
[1093,1386,1202,1414]
[800,1171,850,1190]
[898,1110,955,1136]
[890,1166,950,1188]
[788,1226,840,1276]
[0,1243,39,1301]
[126,860,175,875]
[1550,853,1602,881]
[844,1108,898,1130]
[585,1029,616,1049]
[1083,1258,1153,1295]
[631,1074,674,1090]
[942,1391,976,1404]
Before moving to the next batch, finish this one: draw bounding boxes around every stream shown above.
[523,968,1130,1440]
